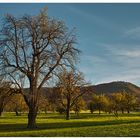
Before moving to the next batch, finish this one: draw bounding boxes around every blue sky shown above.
[1,3,140,86]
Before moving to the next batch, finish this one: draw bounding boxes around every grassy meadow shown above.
[0,112,140,137]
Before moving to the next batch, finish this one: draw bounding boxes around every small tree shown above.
[123,92,138,113]
[0,78,16,116]
[111,92,138,114]
[92,94,109,114]
[111,93,124,114]
[9,94,27,116]
[38,93,50,114]
[56,106,65,114]
[72,97,85,118]
[88,102,95,114]
[56,70,88,120]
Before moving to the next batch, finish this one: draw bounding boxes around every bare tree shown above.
[0,8,79,128]
[56,70,88,120]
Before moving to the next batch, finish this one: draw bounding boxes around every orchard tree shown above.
[123,92,138,113]
[38,93,50,114]
[72,97,85,118]
[56,70,88,120]
[111,92,138,114]
[111,93,125,114]
[0,77,16,116]
[6,94,28,116]
[88,102,95,114]
[92,94,109,114]
[0,8,79,128]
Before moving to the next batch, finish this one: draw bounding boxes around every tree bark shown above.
[127,110,130,114]
[99,108,101,115]
[27,77,38,129]
[27,108,37,129]
[0,102,4,116]
[66,108,70,120]
[15,110,19,116]
[45,106,47,114]
[0,108,3,116]
[66,97,70,120]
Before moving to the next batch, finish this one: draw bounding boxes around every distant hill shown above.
[82,81,140,102]
[40,81,140,103]
[91,81,140,95]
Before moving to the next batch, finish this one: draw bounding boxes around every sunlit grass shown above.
[0,112,140,136]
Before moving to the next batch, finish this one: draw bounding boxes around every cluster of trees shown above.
[88,92,139,115]
[0,77,140,120]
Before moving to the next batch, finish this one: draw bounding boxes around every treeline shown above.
[88,92,139,115]
[1,89,140,118]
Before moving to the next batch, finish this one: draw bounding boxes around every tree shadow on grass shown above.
[0,119,140,133]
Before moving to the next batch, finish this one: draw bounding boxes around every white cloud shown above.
[95,68,140,85]
[119,50,140,57]
[100,43,140,58]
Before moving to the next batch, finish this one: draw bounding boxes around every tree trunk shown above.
[91,110,93,114]
[75,111,79,118]
[121,109,124,114]
[0,102,4,116]
[45,106,47,114]
[14,106,19,116]
[66,95,70,120]
[0,109,3,116]
[27,108,37,129]
[99,108,101,115]
[127,110,130,114]
[66,108,70,120]
[15,110,19,116]
[27,78,38,129]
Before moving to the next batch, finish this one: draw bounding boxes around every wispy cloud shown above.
[97,69,140,85]
[124,26,140,39]
[118,50,140,57]
[100,43,140,58]
[87,43,140,85]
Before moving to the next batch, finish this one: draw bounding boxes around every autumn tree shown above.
[5,94,28,116]
[72,97,85,118]
[110,92,138,114]
[38,93,50,114]
[56,70,88,120]
[0,8,79,128]
[91,94,109,114]
[0,78,15,116]
[123,92,138,113]
[88,102,95,114]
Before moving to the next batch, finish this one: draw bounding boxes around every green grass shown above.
[0,112,140,137]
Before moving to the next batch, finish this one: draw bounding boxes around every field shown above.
[0,112,140,137]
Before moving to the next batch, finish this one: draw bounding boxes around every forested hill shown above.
[82,81,140,102]
[40,81,140,102]
[91,81,140,95]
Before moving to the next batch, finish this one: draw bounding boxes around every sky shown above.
[1,3,140,86]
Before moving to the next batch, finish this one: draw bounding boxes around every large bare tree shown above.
[0,9,79,128]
